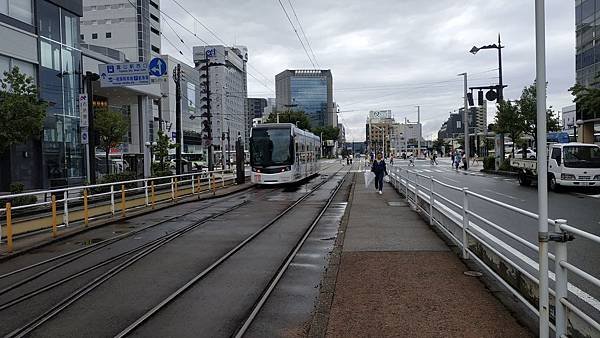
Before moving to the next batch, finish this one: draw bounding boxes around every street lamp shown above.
[470,34,504,101]
[145,141,158,175]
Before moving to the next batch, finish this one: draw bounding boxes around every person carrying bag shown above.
[371,153,388,195]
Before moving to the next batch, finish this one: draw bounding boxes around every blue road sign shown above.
[149,57,167,77]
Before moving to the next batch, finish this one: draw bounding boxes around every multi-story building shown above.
[561,105,576,139]
[366,110,395,156]
[0,0,86,190]
[575,0,598,142]
[437,106,486,141]
[275,69,336,128]
[193,45,249,160]
[247,98,267,119]
[81,0,161,62]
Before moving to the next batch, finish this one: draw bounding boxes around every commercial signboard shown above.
[98,62,150,87]
[79,94,89,127]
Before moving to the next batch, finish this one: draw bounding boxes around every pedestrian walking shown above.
[371,153,388,195]
[454,152,462,170]
[450,151,455,167]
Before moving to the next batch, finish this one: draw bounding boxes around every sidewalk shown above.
[324,174,532,337]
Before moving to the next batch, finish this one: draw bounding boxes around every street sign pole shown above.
[535,0,550,336]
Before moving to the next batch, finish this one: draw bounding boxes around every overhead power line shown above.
[286,0,319,68]
[277,0,316,68]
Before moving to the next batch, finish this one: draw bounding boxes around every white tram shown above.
[250,123,321,184]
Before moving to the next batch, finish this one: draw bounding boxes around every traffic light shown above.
[467,92,474,106]
[202,120,211,133]
[478,91,484,106]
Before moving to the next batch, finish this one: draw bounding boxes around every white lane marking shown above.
[434,169,444,173]
[483,189,525,202]
[469,173,484,176]
[422,169,433,172]
[503,178,513,181]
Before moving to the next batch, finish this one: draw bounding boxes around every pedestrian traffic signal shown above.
[467,92,474,106]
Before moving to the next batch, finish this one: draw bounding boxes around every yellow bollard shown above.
[151,180,156,209]
[6,202,12,252]
[211,174,216,194]
[121,184,126,219]
[51,195,57,238]
[83,189,89,226]
[174,178,178,200]
[197,176,201,194]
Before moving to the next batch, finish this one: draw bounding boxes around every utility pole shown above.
[198,59,214,172]
[535,0,550,336]
[458,73,469,170]
[227,126,231,169]
[84,72,99,184]
[416,105,421,158]
[173,64,183,175]
[498,34,504,101]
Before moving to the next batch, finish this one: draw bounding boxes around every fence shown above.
[0,169,237,252]
[388,166,600,337]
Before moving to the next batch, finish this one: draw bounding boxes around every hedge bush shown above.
[483,157,495,171]
[91,171,138,194]
[9,182,37,207]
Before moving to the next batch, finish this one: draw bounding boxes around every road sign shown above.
[98,62,149,87]
[81,127,89,145]
[79,94,89,127]
[148,57,167,77]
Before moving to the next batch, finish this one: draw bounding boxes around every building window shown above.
[150,0,159,10]
[150,13,159,22]
[92,33,98,39]
[151,27,160,35]
[80,34,84,40]
[0,0,33,24]
[151,45,160,53]
[106,32,111,38]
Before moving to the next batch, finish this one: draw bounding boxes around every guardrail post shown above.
[110,185,115,216]
[144,180,149,206]
[197,176,201,194]
[63,190,69,227]
[191,174,195,195]
[120,184,126,219]
[51,195,57,238]
[461,188,470,259]
[414,174,419,208]
[6,202,12,252]
[151,180,155,209]
[429,177,434,225]
[554,218,568,337]
[83,189,89,226]
[404,170,409,202]
[222,170,225,188]
[174,177,178,200]
[171,177,175,201]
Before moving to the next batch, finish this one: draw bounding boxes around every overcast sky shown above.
[160,0,576,142]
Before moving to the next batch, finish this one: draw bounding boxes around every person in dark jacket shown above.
[371,153,388,195]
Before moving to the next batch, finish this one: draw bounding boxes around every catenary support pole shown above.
[535,0,550,336]
[458,73,469,170]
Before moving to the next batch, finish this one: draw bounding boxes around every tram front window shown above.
[251,128,292,167]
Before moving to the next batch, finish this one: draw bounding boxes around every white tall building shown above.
[81,0,162,62]
[193,45,249,152]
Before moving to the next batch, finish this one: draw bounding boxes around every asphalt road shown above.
[390,157,600,317]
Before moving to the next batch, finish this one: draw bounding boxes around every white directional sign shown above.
[79,94,89,127]
[98,62,150,87]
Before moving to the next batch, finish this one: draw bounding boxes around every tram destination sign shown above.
[98,62,150,87]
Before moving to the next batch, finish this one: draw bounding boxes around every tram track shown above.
[1,165,345,337]
[114,167,350,337]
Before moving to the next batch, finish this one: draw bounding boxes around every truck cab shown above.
[548,143,600,191]
[510,143,600,191]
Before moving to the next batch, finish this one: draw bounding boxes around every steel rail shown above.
[234,171,349,337]
[113,167,348,338]
[0,186,261,281]
[5,200,249,338]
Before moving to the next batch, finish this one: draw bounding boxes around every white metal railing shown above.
[388,166,600,337]
[0,169,238,251]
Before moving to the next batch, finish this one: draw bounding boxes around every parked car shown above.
[506,148,536,159]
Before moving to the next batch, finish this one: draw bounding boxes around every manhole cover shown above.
[464,271,483,277]
[387,201,404,206]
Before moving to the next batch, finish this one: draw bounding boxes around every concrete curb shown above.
[0,183,254,262]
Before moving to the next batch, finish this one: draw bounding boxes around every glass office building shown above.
[275,69,335,128]
[0,0,84,190]
[575,0,600,135]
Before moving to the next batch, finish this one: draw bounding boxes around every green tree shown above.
[152,130,177,174]
[432,138,446,152]
[518,83,560,145]
[94,109,129,174]
[493,100,523,156]
[312,125,340,141]
[265,110,312,130]
[570,82,600,122]
[0,66,47,154]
